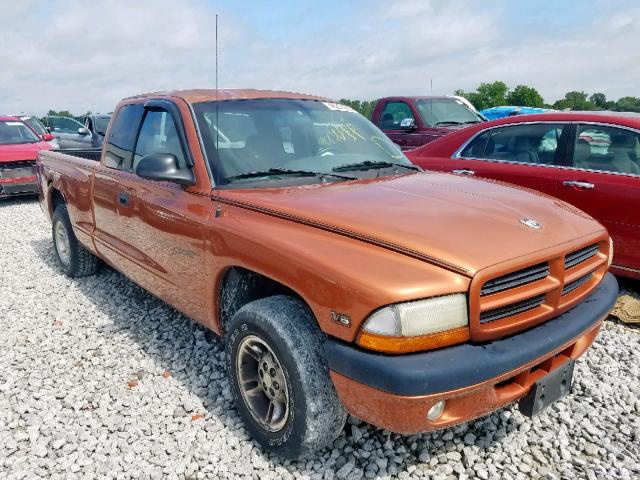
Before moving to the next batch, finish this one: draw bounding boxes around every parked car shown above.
[370,96,485,150]
[44,115,98,149]
[81,113,111,145]
[0,116,52,197]
[15,115,60,150]
[37,89,617,457]
[406,111,640,279]
[480,106,550,120]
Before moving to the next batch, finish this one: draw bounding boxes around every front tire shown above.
[226,295,347,458]
[52,204,100,278]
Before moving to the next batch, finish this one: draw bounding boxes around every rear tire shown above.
[52,204,100,278]
[226,295,347,458]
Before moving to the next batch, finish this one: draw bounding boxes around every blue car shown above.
[480,106,550,121]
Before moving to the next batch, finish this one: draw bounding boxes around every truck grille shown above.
[562,273,593,296]
[469,237,609,341]
[0,160,36,179]
[565,244,598,269]
[480,294,545,323]
[481,263,549,296]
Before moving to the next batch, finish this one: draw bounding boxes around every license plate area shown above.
[518,359,574,417]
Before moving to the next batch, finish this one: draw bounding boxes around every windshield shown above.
[416,98,483,127]
[0,120,41,145]
[94,116,111,134]
[20,116,46,135]
[194,99,413,185]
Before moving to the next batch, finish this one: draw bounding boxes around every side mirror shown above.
[135,152,195,186]
[77,127,90,135]
[42,133,55,141]
[400,118,417,131]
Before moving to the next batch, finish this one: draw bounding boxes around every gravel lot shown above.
[1,197,639,480]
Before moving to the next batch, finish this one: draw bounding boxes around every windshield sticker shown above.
[5,122,23,126]
[322,102,357,113]
[318,122,367,147]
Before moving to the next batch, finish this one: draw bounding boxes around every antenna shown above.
[214,13,222,216]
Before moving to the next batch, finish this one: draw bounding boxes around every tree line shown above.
[340,81,640,117]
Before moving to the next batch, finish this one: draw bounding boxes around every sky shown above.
[1,0,640,115]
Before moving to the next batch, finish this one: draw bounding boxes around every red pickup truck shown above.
[37,89,617,458]
[370,96,485,150]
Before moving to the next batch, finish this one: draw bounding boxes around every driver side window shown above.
[379,102,415,130]
[133,110,186,171]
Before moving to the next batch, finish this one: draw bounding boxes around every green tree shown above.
[589,93,607,109]
[46,109,73,117]
[614,96,640,112]
[339,99,377,119]
[552,91,594,111]
[506,85,544,107]
[455,81,509,110]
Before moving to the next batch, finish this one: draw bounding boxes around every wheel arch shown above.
[215,266,315,334]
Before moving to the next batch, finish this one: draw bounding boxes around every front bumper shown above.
[0,176,37,197]
[325,273,618,433]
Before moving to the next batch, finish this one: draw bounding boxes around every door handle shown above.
[118,191,129,206]
[563,180,594,189]
[452,169,475,176]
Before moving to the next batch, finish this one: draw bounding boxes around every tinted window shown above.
[133,110,186,171]
[20,116,46,135]
[48,116,83,134]
[461,124,565,165]
[573,124,640,175]
[104,104,144,170]
[379,101,415,130]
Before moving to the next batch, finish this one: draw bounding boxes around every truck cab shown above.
[371,96,485,150]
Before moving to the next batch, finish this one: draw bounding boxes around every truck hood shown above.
[221,172,604,276]
[0,142,50,162]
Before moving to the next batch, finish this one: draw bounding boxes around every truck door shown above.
[377,100,424,150]
[117,101,213,322]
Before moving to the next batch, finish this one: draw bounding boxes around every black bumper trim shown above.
[325,273,618,396]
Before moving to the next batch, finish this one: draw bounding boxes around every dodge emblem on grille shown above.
[520,218,541,229]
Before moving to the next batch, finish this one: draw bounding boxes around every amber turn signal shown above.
[356,326,470,354]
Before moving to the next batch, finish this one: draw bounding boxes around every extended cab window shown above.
[461,124,566,165]
[104,104,144,170]
[573,124,640,175]
[379,102,415,130]
[133,110,186,171]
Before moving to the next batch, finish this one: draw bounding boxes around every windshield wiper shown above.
[434,121,463,126]
[225,168,356,182]
[332,161,422,173]
[463,120,481,124]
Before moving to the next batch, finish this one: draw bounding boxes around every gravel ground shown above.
[1,197,639,480]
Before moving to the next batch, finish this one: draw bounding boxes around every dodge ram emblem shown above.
[520,218,541,229]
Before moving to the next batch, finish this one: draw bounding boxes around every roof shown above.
[482,111,640,129]
[0,116,20,122]
[379,96,458,101]
[124,88,331,104]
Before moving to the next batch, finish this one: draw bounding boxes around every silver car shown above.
[46,116,96,149]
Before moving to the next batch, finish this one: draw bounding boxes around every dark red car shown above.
[0,116,52,198]
[407,112,639,279]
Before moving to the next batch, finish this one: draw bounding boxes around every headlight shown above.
[608,237,614,267]
[356,294,469,354]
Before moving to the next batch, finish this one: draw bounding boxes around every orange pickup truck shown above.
[37,89,618,458]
